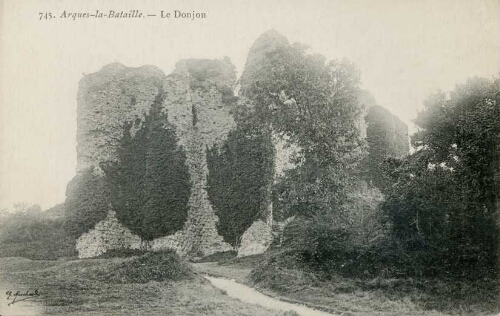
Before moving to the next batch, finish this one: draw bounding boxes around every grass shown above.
[192,250,500,316]
[191,251,277,283]
[191,250,237,263]
[98,250,195,283]
[0,252,285,315]
[4,249,497,316]
[248,251,500,316]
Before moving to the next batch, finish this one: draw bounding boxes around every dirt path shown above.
[204,275,336,316]
[192,262,337,316]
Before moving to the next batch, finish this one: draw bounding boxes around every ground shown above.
[1,255,498,316]
[192,253,500,316]
[0,256,281,316]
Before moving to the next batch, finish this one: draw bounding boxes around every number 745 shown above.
[39,12,54,20]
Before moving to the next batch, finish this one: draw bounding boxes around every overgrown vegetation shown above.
[364,105,409,189]
[64,167,111,239]
[251,44,365,220]
[105,91,191,241]
[243,41,378,272]
[97,250,195,283]
[2,33,498,315]
[241,41,499,315]
[0,203,76,259]
[207,117,275,247]
[380,77,500,280]
[248,251,500,315]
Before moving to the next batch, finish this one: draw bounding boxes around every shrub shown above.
[100,250,194,283]
[64,167,111,239]
[95,248,148,259]
[105,91,191,241]
[0,207,77,260]
[193,251,237,263]
[207,123,274,247]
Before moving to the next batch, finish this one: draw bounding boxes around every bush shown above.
[207,124,274,247]
[106,92,191,241]
[279,183,387,277]
[95,248,148,259]
[0,208,77,260]
[64,167,111,239]
[99,250,194,283]
[193,250,237,263]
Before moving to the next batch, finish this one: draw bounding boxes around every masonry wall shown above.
[74,60,236,258]
[73,31,409,259]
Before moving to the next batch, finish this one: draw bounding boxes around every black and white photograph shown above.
[0,0,499,315]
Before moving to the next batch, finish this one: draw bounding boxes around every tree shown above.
[234,43,373,273]
[64,167,111,238]
[106,91,191,241]
[246,44,365,218]
[207,118,274,247]
[140,99,191,240]
[106,119,148,237]
[382,77,500,278]
[364,105,409,191]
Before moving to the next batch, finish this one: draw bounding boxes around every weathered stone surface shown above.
[76,210,142,258]
[237,220,273,257]
[74,59,236,258]
[72,31,409,260]
[161,59,236,257]
[239,29,289,95]
[76,63,166,174]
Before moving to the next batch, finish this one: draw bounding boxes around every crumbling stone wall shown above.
[159,59,236,257]
[76,210,142,258]
[230,30,292,256]
[76,63,166,174]
[74,60,235,258]
[237,220,273,257]
[72,31,409,260]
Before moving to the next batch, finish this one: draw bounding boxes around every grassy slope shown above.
[0,256,281,316]
[192,252,500,316]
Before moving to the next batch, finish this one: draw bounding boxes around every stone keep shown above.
[71,30,409,259]
[74,60,237,258]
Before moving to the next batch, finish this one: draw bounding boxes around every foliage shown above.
[192,250,237,263]
[247,44,365,219]
[95,248,148,259]
[99,250,194,283]
[64,167,111,238]
[0,204,76,259]
[364,105,409,190]
[238,42,380,278]
[106,91,191,240]
[381,77,500,279]
[207,114,275,247]
[184,57,237,95]
[280,211,388,277]
[140,96,191,240]
[249,250,500,315]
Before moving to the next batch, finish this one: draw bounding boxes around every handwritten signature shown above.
[5,290,40,306]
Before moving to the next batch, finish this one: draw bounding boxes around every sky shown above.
[1,0,499,211]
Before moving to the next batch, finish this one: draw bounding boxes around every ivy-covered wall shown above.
[69,31,409,259]
[365,105,409,189]
[207,123,275,248]
[105,90,191,241]
[72,60,237,258]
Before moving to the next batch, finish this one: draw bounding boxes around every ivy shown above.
[207,115,275,247]
[106,91,191,241]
